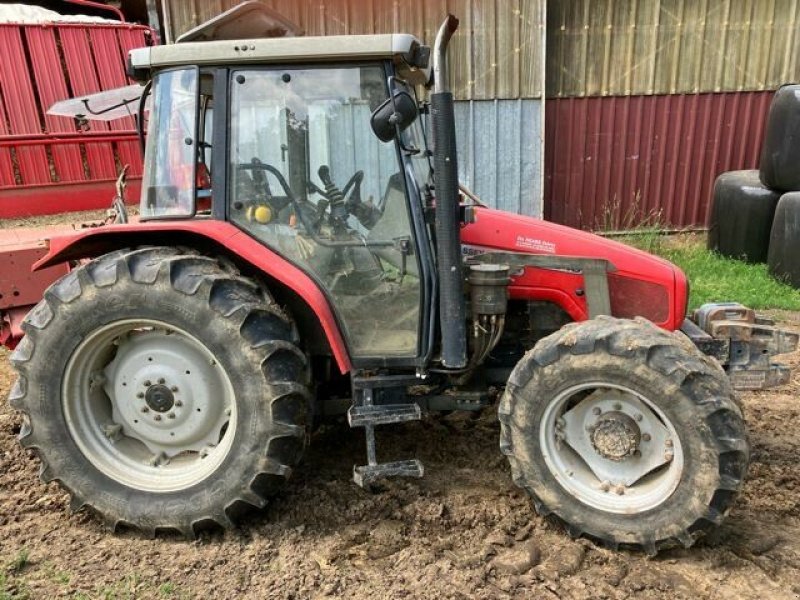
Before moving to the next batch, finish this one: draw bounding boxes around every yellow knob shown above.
[248,204,272,224]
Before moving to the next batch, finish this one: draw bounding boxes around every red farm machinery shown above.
[1,6,797,555]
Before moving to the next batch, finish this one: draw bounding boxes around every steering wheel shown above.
[234,158,292,213]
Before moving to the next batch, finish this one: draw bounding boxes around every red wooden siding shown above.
[544,91,774,229]
[0,23,151,218]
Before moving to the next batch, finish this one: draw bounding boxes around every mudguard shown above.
[34,220,353,373]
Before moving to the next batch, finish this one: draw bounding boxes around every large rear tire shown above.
[9,247,310,537]
[499,316,749,555]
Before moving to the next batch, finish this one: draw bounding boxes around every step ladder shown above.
[348,376,424,488]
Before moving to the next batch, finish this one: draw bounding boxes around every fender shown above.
[34,220,353,373]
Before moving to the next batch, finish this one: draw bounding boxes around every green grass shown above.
[620,233,800,311]
[5,551,28,575]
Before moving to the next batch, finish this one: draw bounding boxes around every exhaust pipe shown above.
[431,15,467,369]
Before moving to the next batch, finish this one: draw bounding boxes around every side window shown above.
[229,66,422,358]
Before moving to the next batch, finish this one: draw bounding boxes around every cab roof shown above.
[129,34,431,84]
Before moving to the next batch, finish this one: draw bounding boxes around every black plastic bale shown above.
[707,170,781,263]
[760,84,800,192]
[768,191,800,288]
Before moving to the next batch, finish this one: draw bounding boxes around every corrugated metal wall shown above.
[545,91,772,228]
[544,0,796,229]
[547,0,800,98]
[164,0,545,100]
[456,99,541,215]
[163,0,546,216]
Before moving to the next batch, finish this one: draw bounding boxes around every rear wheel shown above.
[499,316,749,555]
[9,247,310,537]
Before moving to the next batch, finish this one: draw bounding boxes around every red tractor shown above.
[3,9,796,555]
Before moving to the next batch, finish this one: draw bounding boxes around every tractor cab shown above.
[132,32,436,363]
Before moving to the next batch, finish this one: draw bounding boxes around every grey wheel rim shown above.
[540,382,684,514]
[63,319,237,493]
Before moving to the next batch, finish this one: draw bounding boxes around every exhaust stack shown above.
[431,15,467,368]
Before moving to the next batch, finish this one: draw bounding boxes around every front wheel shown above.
[9,247,310,537]
[499,317,749,555]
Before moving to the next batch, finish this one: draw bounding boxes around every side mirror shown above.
[370,91,417,142]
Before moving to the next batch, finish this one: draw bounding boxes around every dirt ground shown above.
[2,217,800,598]
[4,346,800,600]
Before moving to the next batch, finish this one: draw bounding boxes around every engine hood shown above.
[460,207,688,330]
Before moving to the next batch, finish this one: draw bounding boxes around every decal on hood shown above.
[515,235,556,254]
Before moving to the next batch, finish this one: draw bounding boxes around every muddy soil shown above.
[1,215,800,598]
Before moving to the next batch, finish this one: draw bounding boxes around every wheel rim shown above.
[63,319,237,493]
[539,382,684,514]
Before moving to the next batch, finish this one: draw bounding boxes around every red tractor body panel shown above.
[32,220,354,373]
[462,207,688,330]
[8,207,688,363]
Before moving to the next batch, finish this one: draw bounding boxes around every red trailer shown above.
[0,17,152,218]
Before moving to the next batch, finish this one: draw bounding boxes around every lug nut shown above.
[136,392,144,399]
[635,414,643,422]
[614,485,625,496]
[612,402,622,411]
[665,451,674,461]
[144,380,152,387]
[600,481,610,492]
[153,414,162,421]
[665,439,673,448]
[168,413,176,420]
[141,406,149,413]
[592,407,602,416]
[158,378,165,384]
[175,400,183,407]
[642,433,651,442]
[556,418,566,429]
[171,386,178,393]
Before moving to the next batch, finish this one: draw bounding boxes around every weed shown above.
[6,551,28,575]
[43,562,71,586]
[0,572,30,600]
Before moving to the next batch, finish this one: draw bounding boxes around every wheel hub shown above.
[145,384,175,413]
[102,329,231,457]
[590,411,640,461]
[543,385,684,514]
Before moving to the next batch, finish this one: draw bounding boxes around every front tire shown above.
[499,316,749,555]
[9,247,310,537]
